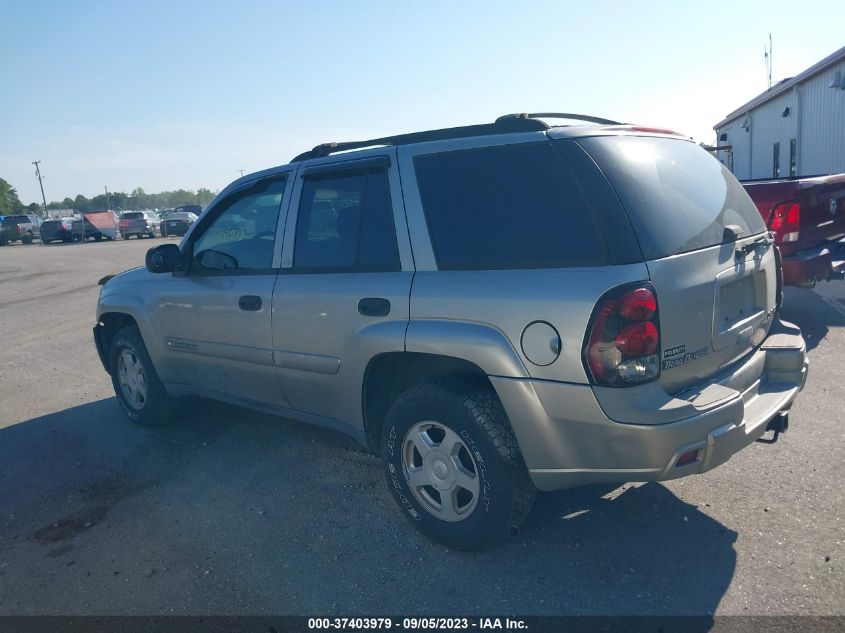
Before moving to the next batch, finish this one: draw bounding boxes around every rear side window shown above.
[578,136,767,259]
[294,167,400,271]
[413,141,639,270]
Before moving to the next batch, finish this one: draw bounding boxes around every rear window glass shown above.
[578,136,767,259]
[413,141,640,270]
[122,212,143,219]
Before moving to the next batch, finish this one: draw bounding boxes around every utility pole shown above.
[32,160,48,216]
[105,185,111,210]
[238,169,245,178]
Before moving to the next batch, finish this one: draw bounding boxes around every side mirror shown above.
[145,243,182,273]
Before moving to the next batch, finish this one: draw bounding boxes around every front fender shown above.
[97,291,175,383]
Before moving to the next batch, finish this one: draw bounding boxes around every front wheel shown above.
[381,379,535,551]
[109,326,178,427]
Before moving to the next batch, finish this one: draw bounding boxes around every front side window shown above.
[191,177,286,272]
[293,167,399,271]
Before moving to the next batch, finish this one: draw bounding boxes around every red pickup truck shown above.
[742,174,845,287]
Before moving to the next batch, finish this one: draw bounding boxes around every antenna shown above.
[764,34,773,89]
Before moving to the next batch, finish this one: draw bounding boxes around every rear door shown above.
[579,135,777,392]
[272,151,414,425]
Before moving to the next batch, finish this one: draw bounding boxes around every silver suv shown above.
[94,113,808,550]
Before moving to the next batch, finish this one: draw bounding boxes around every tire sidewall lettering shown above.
[459,430,492,513]
[386,425,421,521]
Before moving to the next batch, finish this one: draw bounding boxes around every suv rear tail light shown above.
[583,283,660,387]
[769,201,800,244]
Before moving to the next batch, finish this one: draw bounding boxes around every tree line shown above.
[0,177,216,215]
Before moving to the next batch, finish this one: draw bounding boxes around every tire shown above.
[381,379,535,551]
[94,233,103,242]
[108,326,178,427]
[23,233,33,245]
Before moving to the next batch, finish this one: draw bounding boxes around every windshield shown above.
[577,135,767,259]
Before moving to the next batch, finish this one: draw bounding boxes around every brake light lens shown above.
[769,201,800,244]
[584,284,660,386]
[618,288,656,320]
[615,321,658,356]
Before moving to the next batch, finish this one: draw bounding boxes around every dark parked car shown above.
[160,211,198,237]
[40,217,76,243]
[173,204,202,216]
[0,214,43,245]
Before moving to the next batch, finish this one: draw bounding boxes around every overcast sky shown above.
[1,0,843,204]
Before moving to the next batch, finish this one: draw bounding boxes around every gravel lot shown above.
[0,238,842,616]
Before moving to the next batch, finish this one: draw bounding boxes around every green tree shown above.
[73,194,90,212]
[0,178,24,214]
[196,188,215,204]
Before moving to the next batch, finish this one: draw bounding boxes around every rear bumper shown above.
[782,238,845,285]
[493,319,808,491]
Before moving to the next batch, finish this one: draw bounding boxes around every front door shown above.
[154,173,294,407]
[272,152,414,426]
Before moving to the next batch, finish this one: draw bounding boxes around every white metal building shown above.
[713,45,845,180]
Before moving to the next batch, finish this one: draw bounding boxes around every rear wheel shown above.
[109,326,178,427]
[381,379,535,551]
[22,233,33,245]
[94,233,103,242]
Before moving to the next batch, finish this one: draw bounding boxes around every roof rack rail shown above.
[289,112,621,162]
[496,112,621,126]
[290,116,549,162]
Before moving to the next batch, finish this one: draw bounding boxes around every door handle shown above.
[358,297,390,317]
[238,295,262,311]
